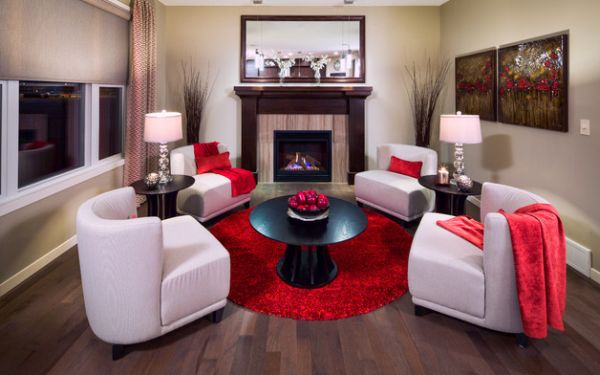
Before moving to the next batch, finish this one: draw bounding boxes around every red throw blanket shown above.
[193,142,256,197]
[437,203,566,338]
[501,203,566,339]
[436,216,484,249]
[211,167,256,197]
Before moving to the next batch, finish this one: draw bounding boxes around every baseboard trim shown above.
[0,235,77,297]
[591,268,600,285]
[566,238,592,278]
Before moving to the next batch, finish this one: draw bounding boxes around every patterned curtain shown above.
[124,0,156,188]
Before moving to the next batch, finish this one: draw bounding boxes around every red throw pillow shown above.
[196,152,232,174]
[388,156,422,178]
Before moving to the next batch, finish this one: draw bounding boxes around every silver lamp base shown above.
[157,143,173,184]
[451,142,464,184]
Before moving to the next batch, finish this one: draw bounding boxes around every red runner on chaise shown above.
[193,142,256,197]
[436,215,484,249]
[209,208,412,320]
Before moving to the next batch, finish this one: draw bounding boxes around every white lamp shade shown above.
[144,111,183,143]
[439,112,482,144]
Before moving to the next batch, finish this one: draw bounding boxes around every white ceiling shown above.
[158,1,448,6]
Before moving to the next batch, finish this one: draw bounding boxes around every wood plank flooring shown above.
[0,183,599,375]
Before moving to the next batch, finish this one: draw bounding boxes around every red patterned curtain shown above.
[124,0,156,187]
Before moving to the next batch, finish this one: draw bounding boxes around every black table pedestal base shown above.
[277,244,338,289]
[435,192,468,216]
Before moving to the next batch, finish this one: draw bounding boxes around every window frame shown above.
[92,84,126,164]
[0,80,126,216]
[0,81,7,199]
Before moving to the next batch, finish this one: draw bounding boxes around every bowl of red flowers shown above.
[287,189,330,221]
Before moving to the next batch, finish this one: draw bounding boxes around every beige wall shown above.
[0,168,123,284]
[0,0,129,288]
[440,0,600,268]
[161,6,441,169]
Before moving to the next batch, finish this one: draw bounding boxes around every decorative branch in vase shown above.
[405,57,451,148]
[272,54,295,85]
[304,54,329,84]
[181,60,215,144]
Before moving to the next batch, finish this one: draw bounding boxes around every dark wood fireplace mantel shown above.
[234,85,372,184]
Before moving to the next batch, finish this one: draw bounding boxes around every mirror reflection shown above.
[241,16,365,83]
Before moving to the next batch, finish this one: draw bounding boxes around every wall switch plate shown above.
[580,119,590,135]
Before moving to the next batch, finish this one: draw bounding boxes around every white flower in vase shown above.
[272,54,296,84]
[304,54,329,83]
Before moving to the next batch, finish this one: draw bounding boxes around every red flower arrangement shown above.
[288,189,329,214]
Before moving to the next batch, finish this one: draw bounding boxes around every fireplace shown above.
[274,130,332,182]
[234,86,372,184]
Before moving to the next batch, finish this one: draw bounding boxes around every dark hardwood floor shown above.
[1,183,599,375]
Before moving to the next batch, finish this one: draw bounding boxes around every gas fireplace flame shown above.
[281,152,323,171]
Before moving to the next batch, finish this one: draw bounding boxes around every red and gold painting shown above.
[498,34,568,132]
[455,49,496,121]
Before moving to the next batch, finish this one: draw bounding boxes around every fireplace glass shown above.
[274,130,332,182]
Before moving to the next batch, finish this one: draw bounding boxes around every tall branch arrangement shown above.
[405,57,451,147]
[181,60,215,144]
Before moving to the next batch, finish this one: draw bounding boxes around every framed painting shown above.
[498,33,568,132]
[455,49,496,121]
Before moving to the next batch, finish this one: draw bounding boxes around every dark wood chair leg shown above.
[414,304,432,317]
[516,333,529,348]
[356,201,364,207]
[244,201,251,209]
[210,307,225,323]
[112,344,127,360]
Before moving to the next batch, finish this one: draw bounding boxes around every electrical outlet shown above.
[580,119,590,135]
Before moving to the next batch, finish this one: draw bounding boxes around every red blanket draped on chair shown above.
[437,203,566,338]
[193,142,256,197]
[500,203,566,339]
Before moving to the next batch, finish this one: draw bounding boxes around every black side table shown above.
[131,175,194,220]
[418,175,482,216]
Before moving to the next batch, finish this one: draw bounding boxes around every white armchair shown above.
[408,182,548,346]
[355,144,437,221]
[76,187,230,359]
[171,144,252,222]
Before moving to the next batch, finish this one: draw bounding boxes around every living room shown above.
[0,0,598,373]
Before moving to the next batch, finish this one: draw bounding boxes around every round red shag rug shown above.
[209,207,412,320]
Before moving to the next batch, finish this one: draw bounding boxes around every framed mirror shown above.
[240,15,366,83]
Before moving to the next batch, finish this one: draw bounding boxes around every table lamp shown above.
[144,110,183,184]
[439,111,482,183]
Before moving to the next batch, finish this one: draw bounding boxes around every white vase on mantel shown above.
[278,69,286,86]
[314,69,321,86]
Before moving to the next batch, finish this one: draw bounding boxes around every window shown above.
[0,80,125,216]
[18,82,84,187]
[98,87,123,159]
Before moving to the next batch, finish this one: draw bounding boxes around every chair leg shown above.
[516,333,529,348]
[414,304,432,317]
[112,344,127,360]
[210,307,225,323]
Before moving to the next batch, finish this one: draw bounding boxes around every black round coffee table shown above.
[249,196,368,289]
